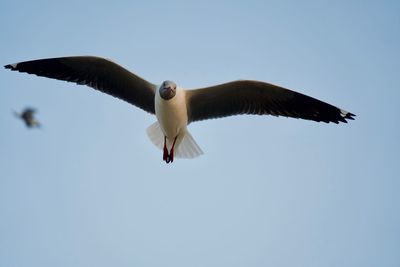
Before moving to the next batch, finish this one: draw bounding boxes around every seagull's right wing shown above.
[186,80,355,124]
[5,56,157,114]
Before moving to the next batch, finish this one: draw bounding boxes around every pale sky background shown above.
[0,1,399,266]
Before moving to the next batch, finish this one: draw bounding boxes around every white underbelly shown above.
[155,87,188,139]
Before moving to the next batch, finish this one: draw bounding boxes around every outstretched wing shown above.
[5,56,157,114]
[186,80,355,124]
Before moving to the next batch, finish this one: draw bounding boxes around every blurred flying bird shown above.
[14,107,41,128]
[5,56,355,163]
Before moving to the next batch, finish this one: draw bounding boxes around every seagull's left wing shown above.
[5,56,157,114]
[185,80,355,124]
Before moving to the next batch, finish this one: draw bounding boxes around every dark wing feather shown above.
[186,80,355,124]
[5,56,156,114]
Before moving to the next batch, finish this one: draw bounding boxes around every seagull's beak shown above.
[163,86,174,94]
[160,83,176,100]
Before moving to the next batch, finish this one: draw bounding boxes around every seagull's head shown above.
[159,80,177,100]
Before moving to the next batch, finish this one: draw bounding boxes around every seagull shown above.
[5,56,355,163]
[14,107,41,128]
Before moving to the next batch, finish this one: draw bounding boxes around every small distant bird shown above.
[5,56,355,163]
[14,107,41,128]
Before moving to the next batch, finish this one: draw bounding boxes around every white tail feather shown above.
[175,131,203,158]
[146,122,164,150]
[146,122,203,159]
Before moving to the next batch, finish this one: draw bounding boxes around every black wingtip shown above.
[340,110,356,123]
[346,112,356,121]
[4,64,14,70]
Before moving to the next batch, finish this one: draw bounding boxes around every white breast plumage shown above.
[155,86,188,139]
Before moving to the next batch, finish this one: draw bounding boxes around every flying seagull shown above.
[14,107,41,128]
[5,56,355,163]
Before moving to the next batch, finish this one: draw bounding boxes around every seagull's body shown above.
[155,83,189,162]
[5,56,355,163]
[14,107,41,128]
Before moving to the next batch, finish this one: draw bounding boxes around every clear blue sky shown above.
[1,1,399,266]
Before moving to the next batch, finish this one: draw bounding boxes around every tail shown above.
[146,122,203,159]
